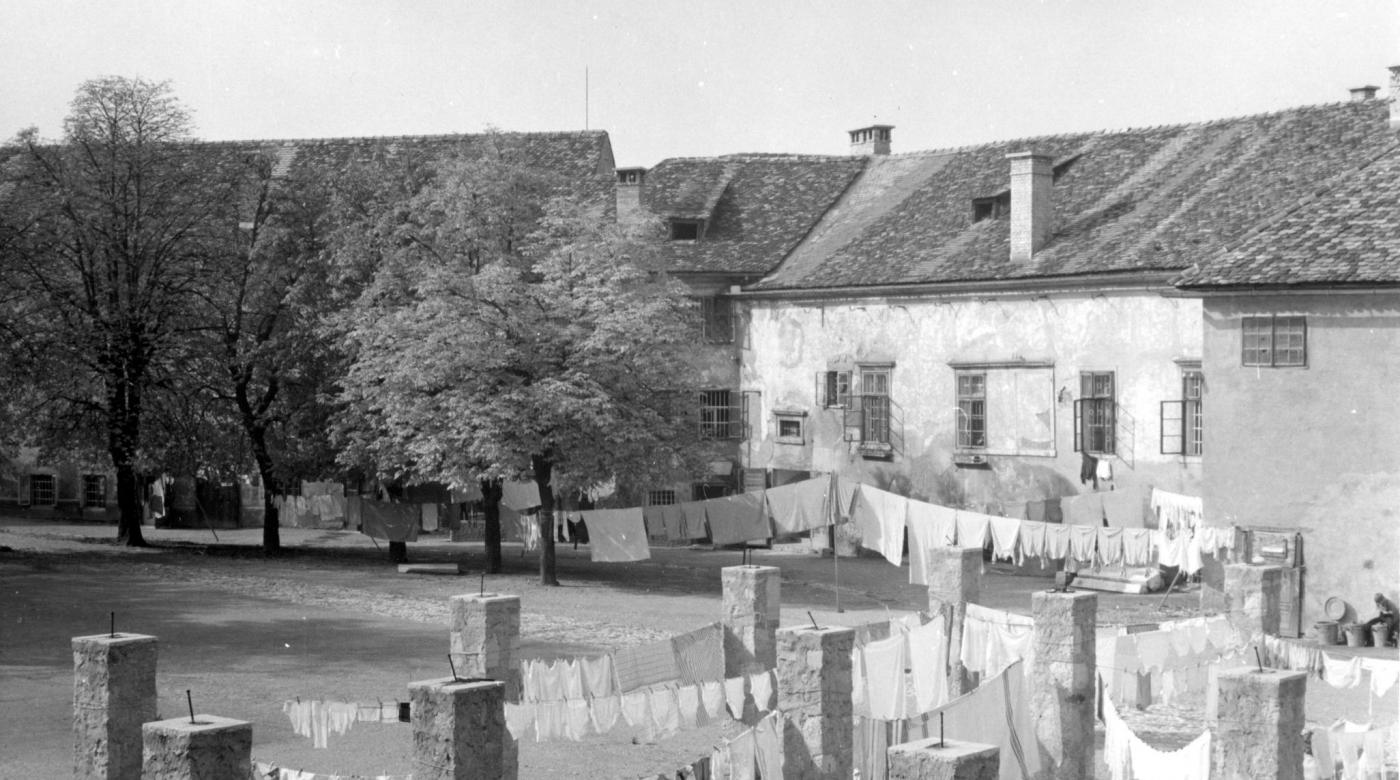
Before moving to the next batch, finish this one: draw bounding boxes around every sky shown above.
[2,1,1397,168]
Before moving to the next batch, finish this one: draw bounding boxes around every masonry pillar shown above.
[1224,564,1283,641]
[72,632,158,780]
[776,624,854,780]
[887,738,1000,780]
[722,565,780,678]
[925,547,981,695]
[409,677,514,780]
[1211,666,1307,780]
[448,593,521,700]
[1030,590,1096,780]
[141,715,252,780]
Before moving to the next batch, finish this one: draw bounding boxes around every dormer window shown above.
[972,194,1009,223]
[669,219,703,241]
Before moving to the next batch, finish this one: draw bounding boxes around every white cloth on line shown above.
[954,510,991,549]
[764,475,831,535]
[862,633,908,720]
[1017,520,1048,563]
[906,614,949,714]
[906,500,957,585]
[581,507,650,562]
[1044,524,1070,560]
[960,603,1034,679]
[748,670,775,713]
[501,480,541,511]
[912,660,1041,780]
[987,514,1021,562]
[851,484,909,566]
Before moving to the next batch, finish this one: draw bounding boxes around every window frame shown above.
[858,365,892,445]
[1242,315,1307,368]
[699,296,734,344]
[669,219,703,241]
[1183,369,1203,456]
[955,371,987,450]
[82,474,106,509]
[29,473,56,507]
[774,410,806,445]
[818,370,852,408]
[1074,371,1116,455]
[698,389,742,440]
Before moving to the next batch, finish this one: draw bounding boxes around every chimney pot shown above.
[1350,86,1379,102]
[1006,152,1054,263]
[849,125,894,156]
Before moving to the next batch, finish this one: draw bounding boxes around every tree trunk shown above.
[247,424,281,554]
[532,454,559,586]
[114,462,146,546]
[389,541,407,563]
[109,374,146,546]
[481,478,503,574]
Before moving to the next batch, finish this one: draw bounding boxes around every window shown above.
[775,411,806,445]
[698,389,743,439]
[700,297,734,344]
[860,368,891,444]
[972,194,1009,223]
[646,489,677,506]
[29,474,56,506]
[669,219,702,241]
[1074,371,1116,454]
[956,372,987,449]
[1242,316,1306,367]
[83,475,106,508]
[1162,369,1204,456]
[818,370,851,408]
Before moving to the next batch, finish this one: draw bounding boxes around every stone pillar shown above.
[1224,564,1283,641]
[448,593,521,700]
[141,715,252,780]
[925,547,981,695]
[887,738,1000,780]
[1211,666,1307,780]
[776,624,854,780]
[409,677,514,780]
[1030,590,1096,780]
[722,565,780,678]
[72,632,158,780]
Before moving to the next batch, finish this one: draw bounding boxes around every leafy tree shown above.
[0,77,237,544]
[335,159,705,583]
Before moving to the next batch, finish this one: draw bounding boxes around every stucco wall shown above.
[740,291,1204,514]
[1202,292,1400,626]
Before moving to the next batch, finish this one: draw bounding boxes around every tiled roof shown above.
[747,100,1396,290]
[642,154,868,274]
[1176,142,1400,287]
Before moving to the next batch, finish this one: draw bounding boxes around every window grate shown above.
[83,475,106,508]
[30,474,56,506]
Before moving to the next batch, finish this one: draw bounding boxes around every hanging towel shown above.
[649,687,681,738]
[581,655,615,698]
[678,501,709,540]
[850,484,909,566]
[705,492,770,546]
[1096,459,1113,482]
[672,622,726,685]
[1322,653,1363,688]
[863,634,908,720]
[764,475,831,535]
[912,660,1041,780]
[1122,528,1155,566]
[501,480,541,511]
[534,700,566,742]
[987,515,1021,562]
[677,684,701,728]
[1363,658,1399,697]
[1097,527,1125,568]
[582,507,650,562]
[907,614,949,713]
[753,712,784,780]
[748,670,775,713]
[1100,488,1145,527]
[907,501,958,585]
[1017,520,1047,564]
[621,690,651,727]
[851,646,868,717]
[1063,492,1104,527]
[590,694,620,734]
[954,510,991,549]
[834,475,858,520]
[725,676,747,719]
[1070,525,1098,566]
[701,680,725,721]
[1044,524,1071,560]
[654,503,684,540]
[641,504,665,538]
[360,500,420,543]
[564,698,592,741]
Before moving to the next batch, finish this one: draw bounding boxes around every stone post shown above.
[776,624,854,780]
[925,547,981,695]
[1211,666,1307,780]
[722,565,780,678]
[448,593,521,700]
[887,738,1000,780]
[141,715,252,780]
[72,632,158,780]
[409,677,514,780]
[1224,564,1283,641]
[1030,590,1096,780]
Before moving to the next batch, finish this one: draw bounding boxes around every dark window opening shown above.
[83,475,106,508]
[670,220,701,241]
[1074,371,1116,454]
[820,370,851,408]
[972,194,1010,223]
[30,474,56,506]
[700,297,734,343]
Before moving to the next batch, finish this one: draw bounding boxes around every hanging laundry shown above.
[1122,528,1155,566]
[580,654,615,698]
[1322,652,1363,688]
[560,659,585,699]
[1104,693,1212,780]
[862,634,908,720]
[907,500,958,585]
[659,503,687,541]
[960,604,1035,679]
[581,507,650,562]
[904,660,1040,780]
[848,484,909,566]
[613,636,681,693]
[753,711,784,780]
[1097,527,1124,568]
[360,500,420,543]
[700,680,725,721]
[564,698,592,741]
[1017,520,1048,565]
[420,502,439,531]
[1363,658,1399,697]
[1062,492,1105,527]
[833,475,858,521]
[672,622,725,685]
[1096,459,1114,482]
[534,700,566,742]
[987,514,1021,563]
[620,691,652,737]
[678,500,709,540]
[725,676,747,719]
[906,614,949,714]
[764,475,831,535]
[1069,524,1098,566]
[748,670,775,713]
[501,480,541,511]
[677,684,701,728]
[1044,524,1071,560]
[954,510,990,549]
[704,491,771,546]
[851,646,867,717]
[649,686,681,738]
[728,728,757,780]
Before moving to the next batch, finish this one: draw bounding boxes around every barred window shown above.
[30,474,56,506]
[698,389,742,439]
[1075,371,1115,454]
[83,475,106,508]
[646,490,677,506]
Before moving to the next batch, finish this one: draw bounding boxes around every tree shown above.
[0,77,234,544]
[334,159,705,583]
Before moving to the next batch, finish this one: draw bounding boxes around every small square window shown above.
[775,413,805,445]
[669,220,701,241]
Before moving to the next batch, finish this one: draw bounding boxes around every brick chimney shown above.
[849,125,893,156]
[1350,85,1378,102]
[1390,65,1400,131]
[1006,152,1053,263]
[615,167,646,226]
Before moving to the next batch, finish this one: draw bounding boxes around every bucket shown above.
[1372,622,1392,648]
[1343,623,1371,648]
[1314,621,1341,645]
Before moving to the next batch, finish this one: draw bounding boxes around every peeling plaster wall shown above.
[1202,292,1400,626]
[740,291,1203,514]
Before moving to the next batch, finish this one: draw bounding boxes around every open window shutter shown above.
[1106,400,1118,455]
[1161,401,1185,455]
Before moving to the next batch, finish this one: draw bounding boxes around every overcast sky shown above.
[2,1,1397,167]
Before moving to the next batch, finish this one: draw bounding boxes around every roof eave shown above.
[1169,280,1400,298]
[736,269,1182,302]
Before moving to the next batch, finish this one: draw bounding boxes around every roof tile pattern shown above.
[746,100,1395,289]
[1177,142,1400,287]
[643,155,867,274]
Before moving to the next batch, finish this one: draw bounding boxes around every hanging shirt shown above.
[764,475,831,535]
[862,634,907,720]
[590,694,620,734]
[1097,527,1124,568]
[1017,520,1047,565]
[678,501,709,540]
[907,501,958,585]
[581,507,650,562]
[987,515,1021,563]
[704,492,770,546]
[659,503,687,540]
[1044,524,1071,560]
[954,510,990,549]
[1069,525,1098,566]
[906,615,949,714]
[1122,528,1155,566]
[960,604,1035,679]
[850,484,909,566]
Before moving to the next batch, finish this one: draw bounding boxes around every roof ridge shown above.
[188,129,607,148]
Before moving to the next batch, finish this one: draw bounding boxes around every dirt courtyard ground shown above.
[1,517,1393,778]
